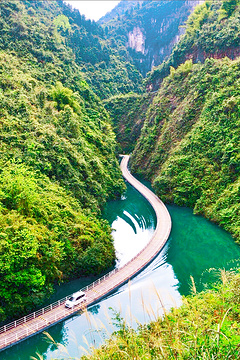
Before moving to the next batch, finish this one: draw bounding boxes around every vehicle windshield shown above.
[69,296,74,301]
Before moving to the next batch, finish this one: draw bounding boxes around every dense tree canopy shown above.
[104,93,154,153]
[0,0,143,99]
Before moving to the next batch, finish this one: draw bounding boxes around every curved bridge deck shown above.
[0,155,171,351]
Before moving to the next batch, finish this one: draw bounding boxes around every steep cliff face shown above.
[128,26,145,54]
[131,56,240,244]
[146,0,240,91]
[100,0,201,76]
[126,1,200,72]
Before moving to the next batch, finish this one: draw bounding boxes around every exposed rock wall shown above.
[124,1,201,75]
[128,26,145,54]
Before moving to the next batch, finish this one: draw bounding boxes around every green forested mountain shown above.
[0,0,143,99]
[131,0,240,245]
[99,0,200,76]
[98,1,138,24]
[0,0,129,321]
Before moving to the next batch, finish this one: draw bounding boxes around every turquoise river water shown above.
[1,181,240,360]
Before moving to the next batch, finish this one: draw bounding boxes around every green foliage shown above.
[0,0,143,99]
[221,0,238,18]
[169,59,193,79]
[79,271,240,359]
[0,51,124,212]
[0,162,116,319]
[185,2,212,37]
[53,14,71,44]
[53,14,71,33]
[131,56,240,245]
[0,50,124,317]
[50,81,81,113]
[104,93,154,153]
[0,1,129,321]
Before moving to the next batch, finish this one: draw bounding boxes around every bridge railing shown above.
[0,163,168,337]
[0,296,67,335]
[0,217,162,337]
[0,267,121,335]
[0,204,165,334]
[0,155,172,352]
[0,230,153,336]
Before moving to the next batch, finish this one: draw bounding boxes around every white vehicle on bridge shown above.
[65,291,86,308]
